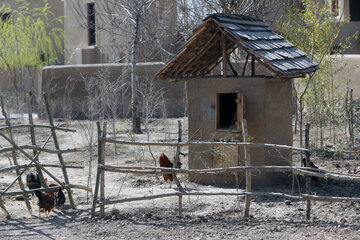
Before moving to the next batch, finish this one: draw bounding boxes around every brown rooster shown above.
[35,190,55,218]
[159,153,182,182]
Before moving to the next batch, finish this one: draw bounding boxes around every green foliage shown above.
[0,0,64,70]
[278,0,356,147]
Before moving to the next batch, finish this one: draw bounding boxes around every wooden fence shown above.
[0,93,91,218]
[91,119,360,220]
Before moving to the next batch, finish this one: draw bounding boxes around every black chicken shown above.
[55,189,66,210]
[26,173,41,203]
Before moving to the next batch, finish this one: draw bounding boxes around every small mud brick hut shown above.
[156,13,319,186]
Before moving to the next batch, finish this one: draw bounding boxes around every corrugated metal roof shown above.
[156,13,319,81]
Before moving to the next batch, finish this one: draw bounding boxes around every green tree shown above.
[278,0,356,148]
[0,0,64,111]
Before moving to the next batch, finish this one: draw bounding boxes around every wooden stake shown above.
[242,119,251,217]
[305,123,311,220]
[43,92,75,209]
[100,122,107,218]
[173,120,184,214]
[350,89,354,146]
[91,121,102,218]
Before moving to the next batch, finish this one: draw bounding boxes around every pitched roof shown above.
[156,13,319,81]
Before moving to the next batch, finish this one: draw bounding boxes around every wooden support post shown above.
[91,122,102,218]
[0,96,32,214]
[43,93,75,209]
[350,89,354,146]
[242,54,249,76]
[100,122,107,218]
[173,120,184,214]
[242,119,252,217]
[251,57,255,76]
[221,32,227,77]
[226,55,238,76]
[305,123,311,220]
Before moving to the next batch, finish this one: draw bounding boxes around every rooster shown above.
[26,173,41,203]
[34,190,55,218]
[159,153,182,183]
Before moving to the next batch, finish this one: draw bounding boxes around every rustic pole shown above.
[305,123,311,220]
[221,32,227,77]
[0,96,32,214]
[173,120,184,214]
[242,54,249,76]
[242,119,252,217]
[27,94,47,188]
[251,57,255,76]
[91,121,102,218]
[100,122,107,218]
[350,89,354,147]
[43,92,75,208]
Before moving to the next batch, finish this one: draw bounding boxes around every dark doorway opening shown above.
[217,93,237,130]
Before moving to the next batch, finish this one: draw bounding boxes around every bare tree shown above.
[60,76,77,122]
[70,0,179,133]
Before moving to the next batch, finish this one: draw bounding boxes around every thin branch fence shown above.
[0,93,91,218]
[91,119,360,220]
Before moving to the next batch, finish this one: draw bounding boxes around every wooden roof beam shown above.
[174,30,221,78]
[221,32,227,77]
[163,29,219,79]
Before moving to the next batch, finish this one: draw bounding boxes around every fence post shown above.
[350,89,354,147]
[91,122,102,218]
[242,119,252,217]
[100,122,107,218]
[305,123,311,220]
[43,93,75,208]
[173,120,184,214]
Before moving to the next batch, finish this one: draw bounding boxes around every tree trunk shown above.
[131,13,142,134]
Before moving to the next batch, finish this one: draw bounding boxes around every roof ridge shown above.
[204,13,262,22]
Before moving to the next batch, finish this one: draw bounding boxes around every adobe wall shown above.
[187,76,292,186]
[41,63,186,118]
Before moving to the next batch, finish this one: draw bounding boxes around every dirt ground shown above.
[0,117,360,239]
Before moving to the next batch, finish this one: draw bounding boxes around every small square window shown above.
[88,3,96,46]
